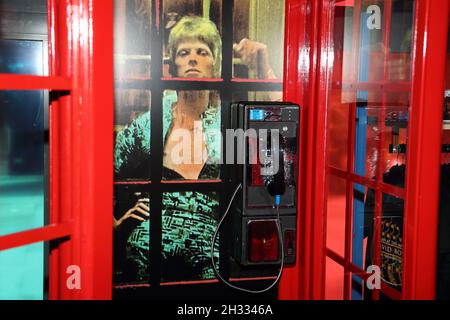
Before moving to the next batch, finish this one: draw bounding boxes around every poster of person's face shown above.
[162,0,223,78]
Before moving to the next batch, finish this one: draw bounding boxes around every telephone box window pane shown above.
[0,40,43,75]
[114,0,152,80]
[162,90,221,181]
[161,191,219,282]
[364,190,404,298]
[325,257,344,300]
[162,0,223,78]
[0,1,47,36]
[113,190,150,285]
[327,91,350,172]
[437,27,450,300]
[114,90,151,181]
[326,175,347,258]
[0,242,44,300]
[355,92,409,184]
[233,0,285,80]
[0,90,47,236]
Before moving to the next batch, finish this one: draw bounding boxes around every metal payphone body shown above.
[230,102,300,266]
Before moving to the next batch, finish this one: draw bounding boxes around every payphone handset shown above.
[258,128,286,197]
[210,102,300,294]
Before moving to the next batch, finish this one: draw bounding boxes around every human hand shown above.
[114,198,150,230]
[233,38,276,79]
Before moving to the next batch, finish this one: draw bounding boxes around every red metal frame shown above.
[49,0,114,299]
[280,0,449,300]
[403,0,449,299]
[0,0,113,300]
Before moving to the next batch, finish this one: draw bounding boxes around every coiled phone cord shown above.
[210,183,285,294]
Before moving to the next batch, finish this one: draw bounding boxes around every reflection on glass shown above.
[233,0,285,79]
[113,191,150,285]
[161,191,219,282]
[114,0,152,79]
[114,90,151,181]
[364,188,404,298]
[388,0,414,81]
[326,175,347,257]
[362,101,409,183]
[163,90,221,180]
[162,1,222,78]
[329,0,414,300]
[325,257,344,300]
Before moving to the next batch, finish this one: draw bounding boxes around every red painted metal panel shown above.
[307,0,333,300]
[0,75,71,90]
[403,0,449,300]
[0,224,72,251]
[69,0,114,299]
[46,0,113,300]
[278,0,307,300]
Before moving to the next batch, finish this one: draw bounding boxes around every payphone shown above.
[211,102,300,293]
[229,102,299,266]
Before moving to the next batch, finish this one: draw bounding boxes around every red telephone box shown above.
[0,0,449,300]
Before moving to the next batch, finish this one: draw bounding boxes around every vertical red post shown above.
[279,0,308,300]
[48,0,114,299]
[403,0,449,300]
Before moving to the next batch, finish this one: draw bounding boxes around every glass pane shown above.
[327,92,350,172]
[0,242,44,300]
[114,89,151,181]
[161,191,219,282]
[388,0,414,81]
[0,1,47,37]
[0,40,43,75]
[162,90,221,181]
[326,175,347,257]
[438,154,450,300]
[326,257,344,300]
[364,189,404,298]
[114,0,152,80]
[0,90,47,235]
[233,0,285,80]
[162,0,223,78]
[360,92,409,183]
[329,0,413,300]
[113,189,150,285]
[351,183,366,300]
[437,26,450,299]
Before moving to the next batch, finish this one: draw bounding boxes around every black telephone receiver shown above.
[266,133,286,197]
